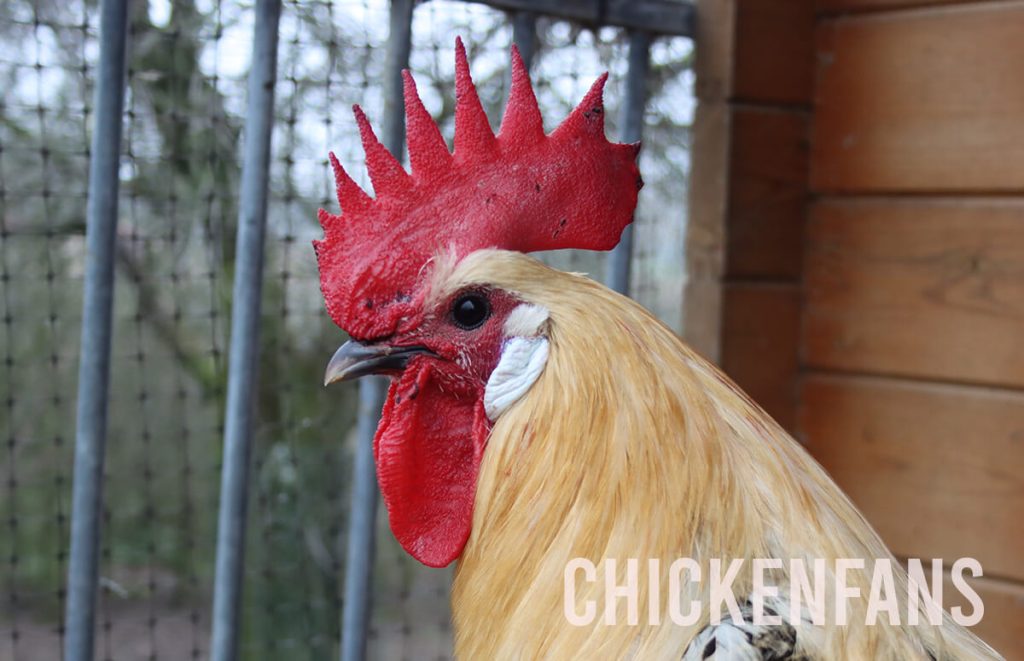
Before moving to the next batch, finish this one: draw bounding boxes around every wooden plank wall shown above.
[685,0,1024,656]
[803,1,1024,656]
[683,0,813,431]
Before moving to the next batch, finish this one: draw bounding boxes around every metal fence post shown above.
[340,2,414,660]
[63,0,129,659]
[606,30,652,295]
[210,1,282,660]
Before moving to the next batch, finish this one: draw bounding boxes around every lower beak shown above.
[323,340,435,386]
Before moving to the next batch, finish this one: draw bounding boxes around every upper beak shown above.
[324,340,435,386]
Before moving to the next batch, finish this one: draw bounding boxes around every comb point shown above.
[353,105,412,199]
[454,36,496,159]
[554,72,609,140]
[317,207,343,239]
[402,70,451,179]
[328,151,372,214]
[499,44,544,142]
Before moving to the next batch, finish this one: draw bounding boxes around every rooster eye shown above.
[451,294,490,330]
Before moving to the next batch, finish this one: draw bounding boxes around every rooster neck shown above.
[450,276,734,659]
[433,251,996,660]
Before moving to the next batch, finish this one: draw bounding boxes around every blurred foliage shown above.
[0,0,691,658]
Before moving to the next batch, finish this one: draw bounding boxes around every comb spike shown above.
[315,45,642,344]
[453,37,495,159]
[317,208,343,238]
[552,72,609,140]
[353,105,412,199]
[402,70,452,179]
[499,45,544,142]
[328,151,372,215]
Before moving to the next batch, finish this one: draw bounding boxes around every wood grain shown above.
[726,108,809,279]
[734,0,814,104]
[817,0,991,13]
[799,374,1024,583]
[683,103,728,362]
[811,3,1024,192]
[692,0,736,102]
[721,284,801,431]
[682,0,737,360]
[803,198,1024,388]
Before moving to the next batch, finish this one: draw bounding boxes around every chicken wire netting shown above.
[0,0,693,659]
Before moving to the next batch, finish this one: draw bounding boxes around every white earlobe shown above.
[484,336,549,421]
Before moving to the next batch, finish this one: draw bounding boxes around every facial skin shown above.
[324,274,550,567]
[396,286,526,396]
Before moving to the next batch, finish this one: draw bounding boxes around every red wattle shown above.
[374,362,491,567]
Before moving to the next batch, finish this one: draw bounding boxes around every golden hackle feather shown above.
[426,250,1001,661]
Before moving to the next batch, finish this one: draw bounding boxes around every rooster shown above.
[315,39,1002,660]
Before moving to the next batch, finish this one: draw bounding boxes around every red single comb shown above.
[314,37,642,340]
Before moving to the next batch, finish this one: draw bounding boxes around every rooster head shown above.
[315,38,641,567]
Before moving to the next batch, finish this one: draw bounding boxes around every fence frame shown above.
[63,1,130,659]
[339,2,415,659]
[464,0,693,35]
[58,0,694,658]
[208,1,283,660]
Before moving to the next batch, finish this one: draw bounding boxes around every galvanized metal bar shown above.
[339,378,386,661]
[463,0,693,37]
[340,2,414,660]
[209,1,281,659]
[606,30,652,295]
[63,0,129,658]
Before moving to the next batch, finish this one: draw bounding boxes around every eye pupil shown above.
[452,294,490,330]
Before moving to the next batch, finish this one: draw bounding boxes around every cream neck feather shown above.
[436,250,996,661]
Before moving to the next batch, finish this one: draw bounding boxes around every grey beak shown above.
[323,340,435,386]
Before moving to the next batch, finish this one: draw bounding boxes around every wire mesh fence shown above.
[0,0,692,658]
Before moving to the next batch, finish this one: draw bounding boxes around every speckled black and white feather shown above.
[681,600,812,661]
